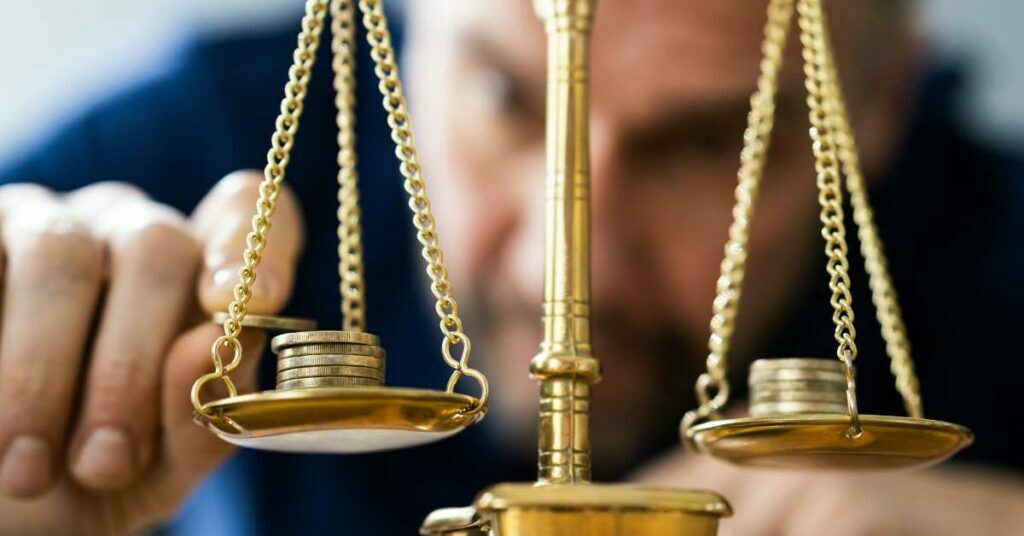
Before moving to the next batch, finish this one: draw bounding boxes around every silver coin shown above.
[749,358,848,373]
[749,369,848,383]
[749,401,849,417]
[276,365,385,382]
[277,354,386,371]
[276,377,381,390]
[751,389,849,403]
[275,343,385,359]
[271,330,381,351]
[749,379,847,393]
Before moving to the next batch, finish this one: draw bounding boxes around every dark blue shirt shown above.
[1,20,1022,536]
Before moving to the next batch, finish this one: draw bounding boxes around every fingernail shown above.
[211,264,241,291]
[72,427,135,488]
[0,435,52,496]
[211,263,277,298]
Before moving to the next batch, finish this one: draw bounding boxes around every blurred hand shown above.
[633,448,1024,536]
[0,171,304,534]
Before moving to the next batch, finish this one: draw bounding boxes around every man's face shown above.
[407,0,906,465]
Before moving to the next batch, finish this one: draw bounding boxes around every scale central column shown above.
[531,0,600,486]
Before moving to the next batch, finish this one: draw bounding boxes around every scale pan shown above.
[687,414,972,470]
[200,387,483,453]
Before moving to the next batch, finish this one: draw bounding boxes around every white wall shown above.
[921,0,1024,149]
[0,1,1021,162]
[0,0,300,161]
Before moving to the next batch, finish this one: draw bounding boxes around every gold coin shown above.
[277,354,386,371]
[275,343,386,359]
[276,377,381,390]
[276,365,385,382]
[271,330,380,351]
[210,312,317,332]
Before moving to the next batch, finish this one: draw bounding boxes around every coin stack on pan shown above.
[748,358,850,417]
[271,331,386,390]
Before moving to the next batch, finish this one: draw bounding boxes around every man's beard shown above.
[468,287,705,480]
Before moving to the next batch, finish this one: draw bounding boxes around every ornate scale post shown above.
[421,1,731,534]
[531,0,600,486]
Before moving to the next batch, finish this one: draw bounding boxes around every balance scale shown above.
[187,0,973,534]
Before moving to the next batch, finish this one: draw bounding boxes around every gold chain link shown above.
[682,0,794,433]
[357,0,488,413]
[817,11,923,418]
[331,0,368,332]
[798,0,860,434]
[191,0,330,419]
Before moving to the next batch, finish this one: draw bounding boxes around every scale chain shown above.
[331,0,368,332]
[798,0,861,435]
[816,8,924,418]
[191,0,330,420]
[687,0,914,435]
[357,0,488,413]
[682,0,794,434]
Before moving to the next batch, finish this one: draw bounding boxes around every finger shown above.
[717,471,808,536]
[57,325,266,535]
[65,187,201,490]
[192,170,304,315]
[0,186,105,497]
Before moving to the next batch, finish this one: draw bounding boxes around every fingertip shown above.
[198,259,294,315]
[69,426,139,491]
[0,435,54,498]
[193,170,304,254]
[192,171,304,317]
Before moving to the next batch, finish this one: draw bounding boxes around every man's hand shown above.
[0,171,304,534]
[634,449,1024,536]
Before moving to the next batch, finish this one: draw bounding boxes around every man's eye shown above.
[470,67,532,118]
[688,124,741,156]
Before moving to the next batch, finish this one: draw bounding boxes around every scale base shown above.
[686,414,973,470]
[200,387,483,453]
[461,483,730,536]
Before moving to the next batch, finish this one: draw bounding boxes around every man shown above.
[1,0,1022,534]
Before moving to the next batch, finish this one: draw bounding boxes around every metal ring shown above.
[210,335,244,373]
[839,351,861,438]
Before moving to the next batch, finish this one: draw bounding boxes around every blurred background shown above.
[0,0,1022,163]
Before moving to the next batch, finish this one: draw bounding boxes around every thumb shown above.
[191,170,305,315]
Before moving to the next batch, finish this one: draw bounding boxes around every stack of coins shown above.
[271,331,386,390]
[748,358,850,417]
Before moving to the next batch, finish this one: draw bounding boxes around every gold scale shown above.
[188,0,974,533]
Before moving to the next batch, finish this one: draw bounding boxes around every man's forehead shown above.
[408,0,880,124]
[411,0,779,108]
